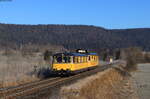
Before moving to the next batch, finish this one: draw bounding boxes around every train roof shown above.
[53,52,97,56]
[87,53,97,55]
[53,52,86,56]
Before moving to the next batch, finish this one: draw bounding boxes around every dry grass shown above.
[0,50,48,88]
[1,75,38,88]
[0,45,66,88]
[61,66,137,99]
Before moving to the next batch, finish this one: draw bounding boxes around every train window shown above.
[56,56,62,63]
[76,57,78,63]
[73,57,76,63]
[83,57,84,62]
[77,57,80,63]
[81,57,83,63]
[79,57,81,63]
[83,57,85,62]
[80,57,82,63]
[63,56,71,63]
[89,56,90,61]
[54,56,71,63]
[74,57,78,63]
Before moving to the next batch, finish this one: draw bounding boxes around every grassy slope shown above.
[61,66,138,99]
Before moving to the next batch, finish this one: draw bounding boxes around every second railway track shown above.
[0,62,119,99]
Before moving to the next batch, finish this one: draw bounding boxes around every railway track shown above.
[0,62,119,99]
[0,77,60,97]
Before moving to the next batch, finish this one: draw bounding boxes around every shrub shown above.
[123,47,143,71]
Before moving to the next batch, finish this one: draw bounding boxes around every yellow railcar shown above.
[52,50,99,75]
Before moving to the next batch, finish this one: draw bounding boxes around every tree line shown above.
[0,23,150,51]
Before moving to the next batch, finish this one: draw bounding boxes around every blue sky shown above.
[0,0,149,29]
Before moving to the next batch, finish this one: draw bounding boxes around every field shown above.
[1,48,149,99]
[132,63,150,99]
[0,50,48,88]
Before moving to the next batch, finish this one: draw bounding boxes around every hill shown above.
[0,23,150,51]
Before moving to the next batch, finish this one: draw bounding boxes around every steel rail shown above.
[0,77,60,98]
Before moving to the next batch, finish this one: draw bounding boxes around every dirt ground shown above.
[132,63,150,99]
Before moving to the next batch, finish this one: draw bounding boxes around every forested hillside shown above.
[0,23,150,51]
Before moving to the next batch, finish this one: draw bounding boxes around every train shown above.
[52,49,99,75]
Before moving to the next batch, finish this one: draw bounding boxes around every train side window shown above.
[83,57,85,62]
[73,57,75,63]
[57,56,62,63]
[78,56,80,63]
[76,57,78,63]
[75,57,78,63]
[62,56,71,63]
[81,56,83,63]
[80,56,82,63]
[82,57,84,63]
[79,57,81,63]
[89,56,90,61]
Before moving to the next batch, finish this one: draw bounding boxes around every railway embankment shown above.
[60,64,138,99]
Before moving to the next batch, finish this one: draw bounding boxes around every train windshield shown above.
[53,55,71,63]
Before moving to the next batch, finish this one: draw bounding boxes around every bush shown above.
[44,50,52,61]
[144,53,150,63]
[123,47,143,71]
